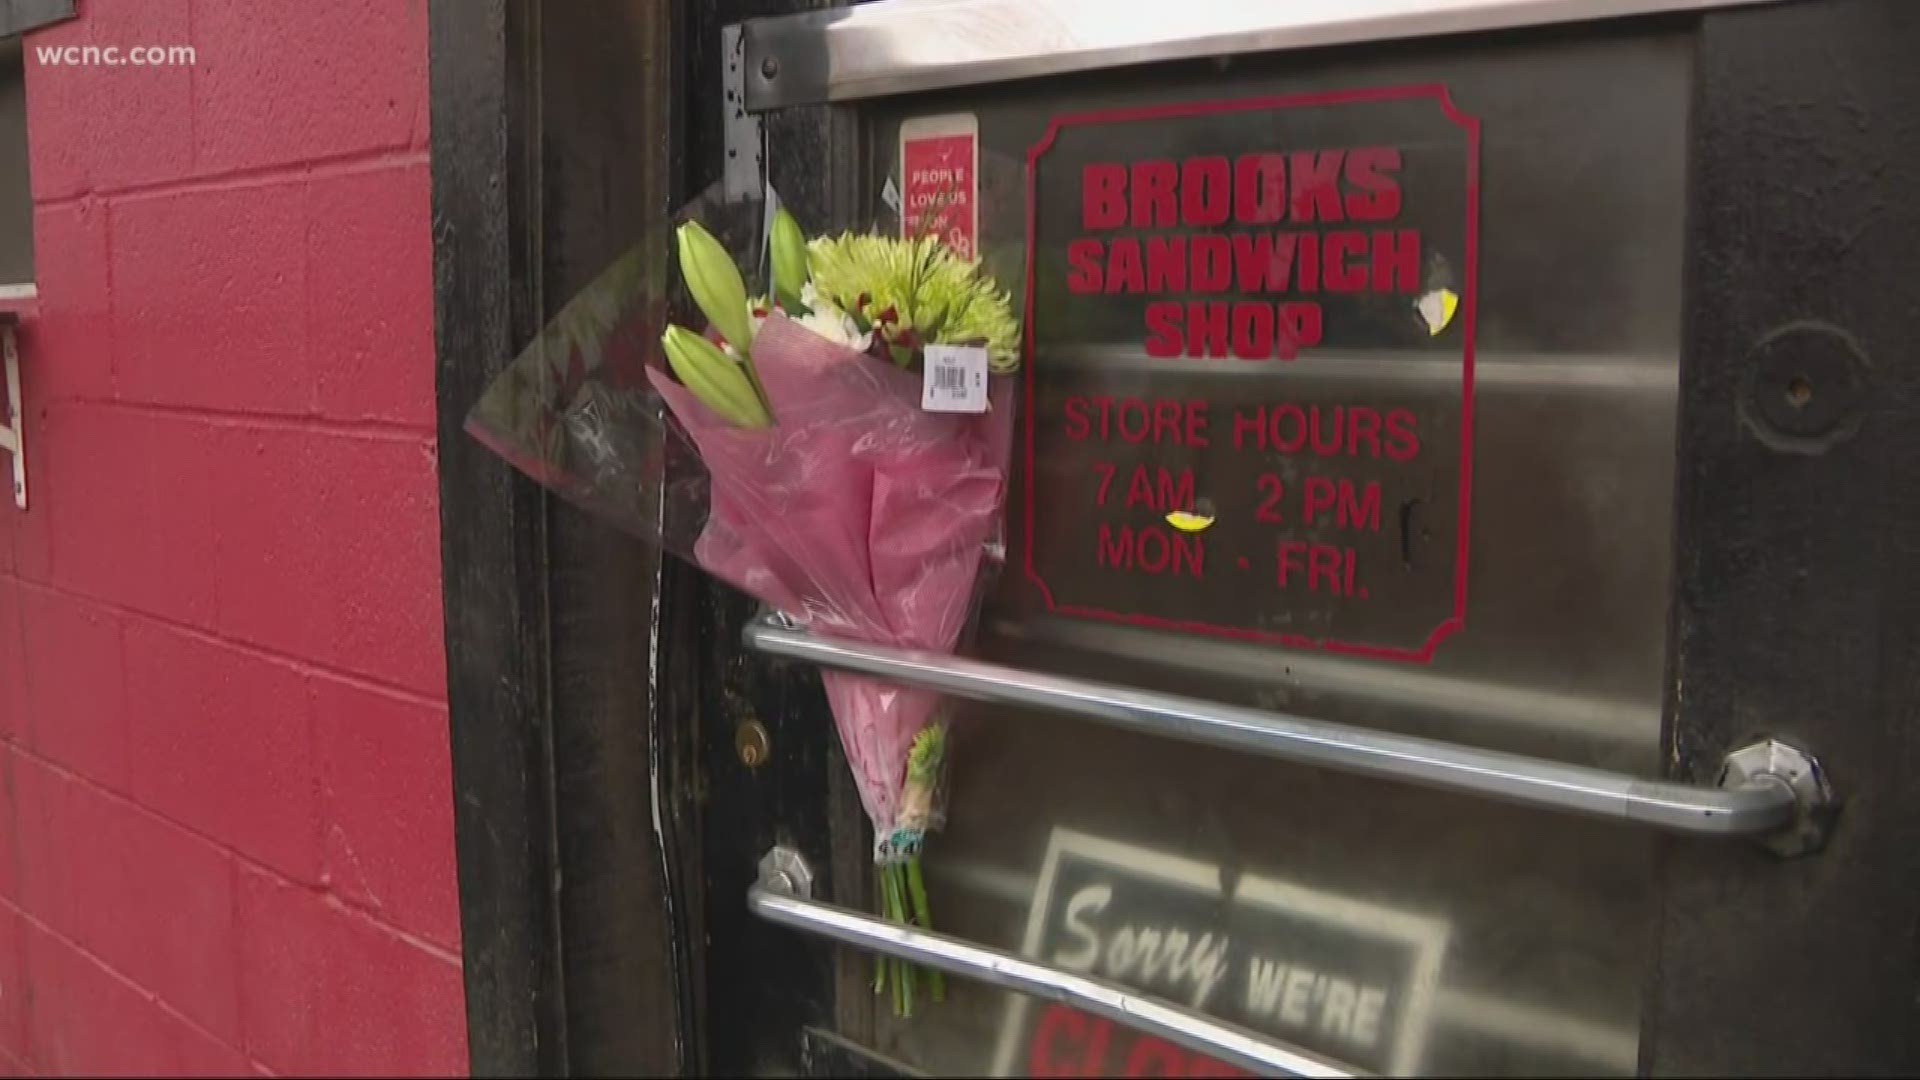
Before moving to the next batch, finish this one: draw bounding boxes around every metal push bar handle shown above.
[745,616,1834,843]
[749,852,1358,1078]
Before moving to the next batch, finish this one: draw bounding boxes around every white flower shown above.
[794,294,873,352]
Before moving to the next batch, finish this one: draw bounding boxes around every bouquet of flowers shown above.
[467,196,1019,1018]
[656,213,1017,1015]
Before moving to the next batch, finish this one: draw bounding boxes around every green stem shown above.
[899,947,916,1019]
[873,868,891,996]
[872,887,888,995]
[882,864,910,1017]
[905,856,944,1002]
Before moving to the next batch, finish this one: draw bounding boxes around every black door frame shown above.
[429,1,1920,1074]
[428,0,701,1074]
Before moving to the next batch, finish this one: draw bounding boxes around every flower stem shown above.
[881,863,911,1017]
[898,936,917,1019]
[905,856,944,1002]
[872,867,889,996]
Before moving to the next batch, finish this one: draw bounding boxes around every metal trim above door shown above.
[744,616,1838,850]
[741,0,1798,110]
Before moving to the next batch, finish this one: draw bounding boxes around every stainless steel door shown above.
[815,28,1692,1076]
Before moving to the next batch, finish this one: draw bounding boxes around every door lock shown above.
[735,720,772,769]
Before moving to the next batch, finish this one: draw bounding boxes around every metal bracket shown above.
[0,319,25,510]
[721,23,765,204]
[759,845,816,899]
[1717,738,1839,857]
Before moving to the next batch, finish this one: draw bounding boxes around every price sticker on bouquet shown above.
[923,343,990,413]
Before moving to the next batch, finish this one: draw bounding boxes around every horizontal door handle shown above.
[745,615,1836,851]
[750,846,1360,1078]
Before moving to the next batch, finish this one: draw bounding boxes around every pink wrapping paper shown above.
[648,315,1014,835]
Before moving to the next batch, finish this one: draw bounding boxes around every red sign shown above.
[901,115,979,260]
[1028,1005,1252,1078]
[1021,86,1480,662]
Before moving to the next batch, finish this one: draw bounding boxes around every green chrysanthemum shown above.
[907,724,946,782]
[806,233,1021,372]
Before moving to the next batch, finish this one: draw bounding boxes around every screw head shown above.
[760,55,779,80]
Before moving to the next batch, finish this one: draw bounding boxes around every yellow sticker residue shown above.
[1165,510,1215,532]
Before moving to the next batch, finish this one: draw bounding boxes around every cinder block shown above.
[191,0,425,174]
[0,581,24,745]
[0,754,17,904]
[210,426,444,696]
[314,677,458,950]
[0,902,23,1062]
[7,751,240,1040]
[111,184,311,414]
[20,201,113,403]
[40,406,219,627]
[310,433,444,696]
[24,921,249,1076]
[0,453,51,586]
[237,866,465,1076]
[123,621,320,884]
[6,747,65,924]
[17,586,128,791]
[309,163,435,427]
[202,425,326,662]
[93,801,236,1040]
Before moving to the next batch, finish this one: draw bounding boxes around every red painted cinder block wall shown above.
[0,1,466,1074]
